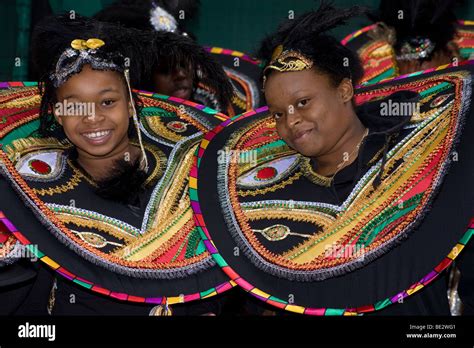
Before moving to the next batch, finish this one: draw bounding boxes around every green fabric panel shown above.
[363,203,418,245]
[460,48,474,59]
[1,119,40,146]
[366,68,396,84]
[419,82,451,98]
[195,239,206,255]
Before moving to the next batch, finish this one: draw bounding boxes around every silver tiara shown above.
[50,39,122,87]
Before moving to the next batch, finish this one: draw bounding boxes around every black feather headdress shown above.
[258,1,365,87]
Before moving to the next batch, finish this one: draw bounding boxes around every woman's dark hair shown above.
[30,14,146,138]
[94,0,232,109]
[369,0,458,57]
[143,30,234,108]
[258,1,365,87]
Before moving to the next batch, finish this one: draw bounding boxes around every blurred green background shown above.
[1,0,473,81]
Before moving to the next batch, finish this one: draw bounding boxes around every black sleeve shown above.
[457,241,474,315]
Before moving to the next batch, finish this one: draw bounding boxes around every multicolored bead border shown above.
[0,204,234,305]
[0,81,230,123]
[189,106,474,315]
[203,46,262,66]
[0,81,38,89]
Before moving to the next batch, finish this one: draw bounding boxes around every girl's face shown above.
[264,68,355,158]
[54,65,133,159]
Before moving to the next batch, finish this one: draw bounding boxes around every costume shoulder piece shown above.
[196,47,264,116]
[191,64,474,315]
[342,20,474,85]
[0,82,233,308]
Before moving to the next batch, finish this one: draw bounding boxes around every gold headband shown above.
[262,45,314,88]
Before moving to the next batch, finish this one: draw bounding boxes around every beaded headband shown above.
[51,38,122,88]
[50,38,148,170]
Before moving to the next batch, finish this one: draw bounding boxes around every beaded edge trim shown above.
[0,210,235,304]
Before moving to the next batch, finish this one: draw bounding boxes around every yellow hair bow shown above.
[70,38,105,50]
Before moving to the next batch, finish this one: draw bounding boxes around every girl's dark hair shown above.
[94,0,232,108]
[369,0,458,56]
[30,14,151,204]
[31,14,146,138]
[258,1,365,87]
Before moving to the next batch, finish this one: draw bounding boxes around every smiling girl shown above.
[0,14,232,315]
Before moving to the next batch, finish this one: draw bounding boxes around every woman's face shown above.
[54,65,132,159]
[264,68,355,158]
[152,63,194,100]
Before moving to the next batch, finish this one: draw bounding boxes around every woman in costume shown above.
[0,14,234,315]
[342,0,474,85]
[94,0,263,116]
[191,3,474,315]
